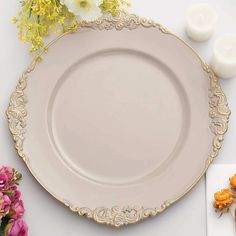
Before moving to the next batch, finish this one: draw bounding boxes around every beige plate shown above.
[7,14,230,227]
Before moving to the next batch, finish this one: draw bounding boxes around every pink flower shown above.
[0,166,14,180]
[0,192,11,216]
[4,219,28,236]
[8,186,21,203]
[0,167,14,189]
[9,200,25,220]
[0,173,8,189]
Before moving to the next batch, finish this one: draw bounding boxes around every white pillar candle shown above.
[211,35,236,79]
[186,3,217,42]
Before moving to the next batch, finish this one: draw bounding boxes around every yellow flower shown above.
[14,0,130,56]
[100,0,130,16]
[12,17,18,23]
[214,189,233,209]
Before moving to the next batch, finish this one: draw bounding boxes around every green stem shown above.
[0,217,10,236]
[29,1,33,18]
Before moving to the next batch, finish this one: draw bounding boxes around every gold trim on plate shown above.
[6,13,230,227]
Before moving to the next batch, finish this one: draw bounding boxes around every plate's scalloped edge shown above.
[6,13,231,227]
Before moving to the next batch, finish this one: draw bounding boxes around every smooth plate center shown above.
[48,49,189,186]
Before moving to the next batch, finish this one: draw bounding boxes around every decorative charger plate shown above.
[7,13,230,227]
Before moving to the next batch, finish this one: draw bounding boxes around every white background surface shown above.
[1,0,236,235]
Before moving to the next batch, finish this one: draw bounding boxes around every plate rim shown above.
[6,12,231,227]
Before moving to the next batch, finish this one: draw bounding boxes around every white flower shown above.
[63,0,103,21]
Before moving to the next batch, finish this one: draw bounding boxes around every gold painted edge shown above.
[6,13,231,227]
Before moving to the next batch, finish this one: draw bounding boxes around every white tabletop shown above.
[1,0,236,235]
